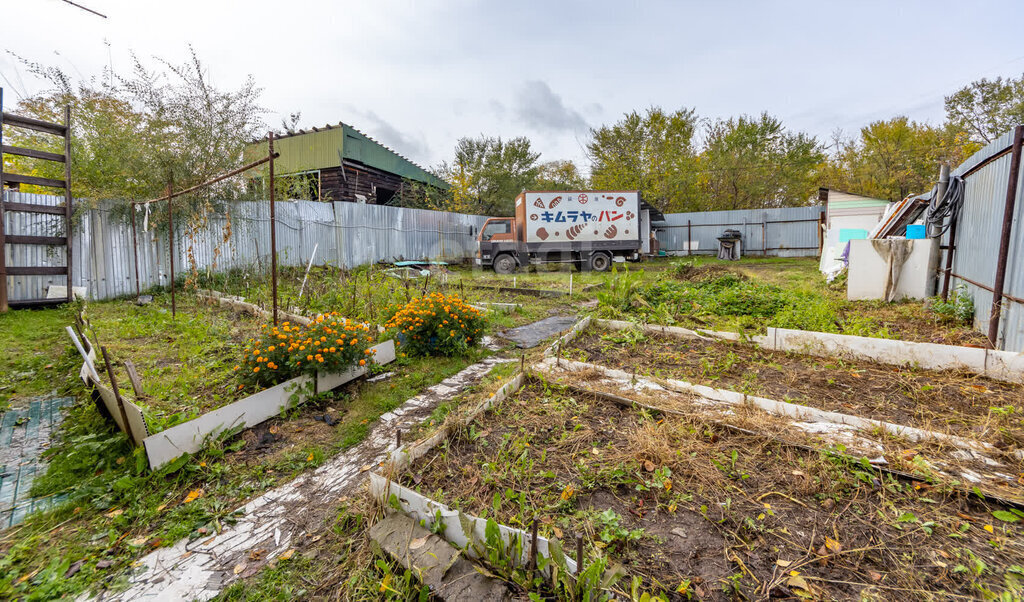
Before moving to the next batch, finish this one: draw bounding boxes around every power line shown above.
[58,0,107,18]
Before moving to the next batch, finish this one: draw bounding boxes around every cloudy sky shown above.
[3,0,1024,172]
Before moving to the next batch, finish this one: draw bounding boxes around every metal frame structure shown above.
[0,88,73,311]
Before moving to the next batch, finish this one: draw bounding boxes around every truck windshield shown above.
[481,220,511,241]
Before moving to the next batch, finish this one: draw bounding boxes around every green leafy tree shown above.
[4,47,265,206]
[534,160,586,190]
[698,112,824,209]
[587,107,700,212]
[821,117,975,201]
[945,74,1024,145]
[434,135,540,215]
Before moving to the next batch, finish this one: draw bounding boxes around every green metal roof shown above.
[246,122,448,189]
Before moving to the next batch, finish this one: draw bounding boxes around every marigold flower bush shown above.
[236,311,376,389]
[383,293,485,357]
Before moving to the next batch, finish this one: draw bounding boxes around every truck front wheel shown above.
[493,253,518,275]
[588,252,611,272]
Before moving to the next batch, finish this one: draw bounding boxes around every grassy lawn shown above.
[0,305,80,411]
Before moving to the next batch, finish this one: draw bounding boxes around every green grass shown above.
[0,305,79,410]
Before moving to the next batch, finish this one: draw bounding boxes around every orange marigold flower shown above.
[253,367,260,373]
[359,359,366,366]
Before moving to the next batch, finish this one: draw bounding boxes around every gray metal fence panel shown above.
[3,192,490,303]
[949,130,1024,351]
[656,206,823,257]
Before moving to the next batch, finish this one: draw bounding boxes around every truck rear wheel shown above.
[588,252,611,272]
[493,253,517,275]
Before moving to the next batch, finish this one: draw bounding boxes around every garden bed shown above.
[396,378,1024,600]
[563,327,1024,447]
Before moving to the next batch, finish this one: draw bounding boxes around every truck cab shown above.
[476,217,520,274]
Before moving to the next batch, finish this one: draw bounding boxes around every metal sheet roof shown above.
[246,123,448,189]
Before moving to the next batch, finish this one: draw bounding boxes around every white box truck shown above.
[475,191,658,273]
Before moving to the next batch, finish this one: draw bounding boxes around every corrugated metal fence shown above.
[946,130,1024,352]
[655,205,824,257]
[2,191,489,302]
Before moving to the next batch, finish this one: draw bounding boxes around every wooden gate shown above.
[0,88,73,311]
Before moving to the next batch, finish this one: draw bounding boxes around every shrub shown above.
[930,285,975,325]
[383,293,485,356]
[236,312,377,389]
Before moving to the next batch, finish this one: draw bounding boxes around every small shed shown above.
[818,187,891,275]
[246,123,448,204]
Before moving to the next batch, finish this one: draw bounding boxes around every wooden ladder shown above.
[0,87,74,311]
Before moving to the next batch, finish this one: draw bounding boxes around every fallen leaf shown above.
[233,563,246,575]
[279,549,295,561]
[787,573,811,592]
[643,460,655,472]
[869,570,883,581]
[269,425,280,434]
[249,549,266,561]
[105,509,123,518]
[776,559,792,567]
[155,503,168,512]
[553,526,563,538]
[593,541,607,549]
[306,452,314,462]
[984,524,995,533]
[824,536,842,553]
[183,489,204,504]
[409,536,429,550]
[129,537,148,546]
[359,464,372,472]
[668,503,677,513]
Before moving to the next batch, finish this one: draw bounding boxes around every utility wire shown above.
[59,0,107,18]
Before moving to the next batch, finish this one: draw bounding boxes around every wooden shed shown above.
[245,123,448,204]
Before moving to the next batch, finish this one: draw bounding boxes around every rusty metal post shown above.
[988,124,1024,348]
[528,518,539,572]
[269,132,278,325]
[761,219,767,256]
[687,219,692,256]
[576,533,584,573]
[940,211,959,302]
[167,179,176,318]
[100,346,136,445]
[130,200,141,298]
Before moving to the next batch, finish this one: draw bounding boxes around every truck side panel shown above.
[523,191,640,245]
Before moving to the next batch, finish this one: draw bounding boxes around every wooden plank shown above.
[1,173,66,189]
[5,235,66,246]
[1,112,66,137]
[1,145,65,162]
[1,201,66,215]
[123,360,146,398]
[5,266,68,276]
[7,298,65,308]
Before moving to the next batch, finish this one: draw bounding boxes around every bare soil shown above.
[566,329,1024,447]
[400,381,1024,600]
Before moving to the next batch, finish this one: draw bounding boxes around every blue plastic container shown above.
[906,224,926,239]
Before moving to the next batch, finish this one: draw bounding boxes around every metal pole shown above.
[687,219,692,256]
[761,219,766,256]
[167,178,175,318]
[931,164,950,238]
[130,200,140,298]
[269,132,278,326]
[940,211,959,302]
[988,125,1023,348]
[576,533,584,574]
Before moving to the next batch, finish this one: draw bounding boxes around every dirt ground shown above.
[400,380,1024,600]
[565,329,1024,448]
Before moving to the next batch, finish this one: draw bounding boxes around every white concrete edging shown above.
[369,472,576,577]
[765,328,1024,384]
[539,357,996,454]
[543,316,591,358]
